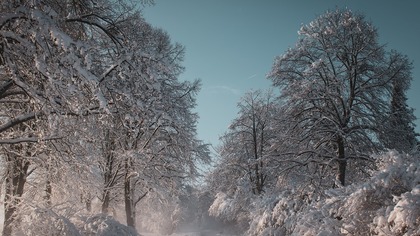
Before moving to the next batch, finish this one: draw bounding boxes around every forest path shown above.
[142,229,238,236]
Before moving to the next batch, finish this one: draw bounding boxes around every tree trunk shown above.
[101,129,115,214]
[3,155,30,236]
[336,136,347,186]
[85,193,92,212]
[44,162,52,206]
[101,190,110,214]
[45,179,52,206]
[252,113,264,195]
[337,159,347,186]
[124,156,136,228]
[257,125,265,194]
[124,177,136,228]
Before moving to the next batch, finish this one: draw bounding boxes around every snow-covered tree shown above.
[268,9,415,187]
[380,53,418,152]
[0,0,209,234]
[0,0,121,232]
[208,90,279,228]
[218,90,278,195]
[101,27,205,231]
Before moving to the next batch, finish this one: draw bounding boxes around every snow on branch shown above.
[65,16,123,48]
[0,112,40,133]
[0,136,62,144]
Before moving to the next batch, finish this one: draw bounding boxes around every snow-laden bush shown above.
[247,188,314,236]
[14,204,138,236]
[80,214,139,236]
[247,151,420,235]
[209,185,252,230]
[374,185,420,236]
[18,207,81,236]
[369,152,420,236]
[293,151,420,235]
[209,192,235,220]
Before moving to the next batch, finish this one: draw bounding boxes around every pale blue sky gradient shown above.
[142,1,420,148]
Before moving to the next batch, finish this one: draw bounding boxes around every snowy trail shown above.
[142,229,237,236]
[142,233,228,236]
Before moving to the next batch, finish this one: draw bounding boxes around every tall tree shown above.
[380,53,417,152]
[0,1,208,234]
[93,12,209,229]
[208,90,278,226]
[268,9,415,187]
[221,90,278,195]
[0,1,144,234]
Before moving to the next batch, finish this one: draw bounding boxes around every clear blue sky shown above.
[142,1,420,148]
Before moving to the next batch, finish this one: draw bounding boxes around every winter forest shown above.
[0,1,419,236]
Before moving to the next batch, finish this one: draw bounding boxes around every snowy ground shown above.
[142,230,236,236]
[141,223,240,236]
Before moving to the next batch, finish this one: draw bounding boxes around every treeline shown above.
[206,9,419,235]
[0,0,209,235]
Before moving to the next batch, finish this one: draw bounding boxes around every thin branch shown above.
[0,136,62,144]
[0,112,40,133]
[134,188,152,206]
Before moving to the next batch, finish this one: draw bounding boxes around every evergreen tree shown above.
[381,53,417,152]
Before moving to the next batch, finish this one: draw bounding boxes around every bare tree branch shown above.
[0,112,40,133]
[0,136,62,144]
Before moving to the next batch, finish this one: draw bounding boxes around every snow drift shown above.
[245,151,420,235]
[208,151,419,235]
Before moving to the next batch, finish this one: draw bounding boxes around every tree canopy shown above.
[0,1,209,235]
[268,9,416,187]
[208,9,419,235]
